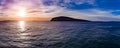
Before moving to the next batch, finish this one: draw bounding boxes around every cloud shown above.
[42,0,96,10]
[53,8,120,21]
[0,0,120,21]
[42,0,95,5]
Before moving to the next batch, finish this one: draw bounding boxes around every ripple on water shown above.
[0,22,120,48]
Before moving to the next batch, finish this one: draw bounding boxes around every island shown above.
[51,16,90,22]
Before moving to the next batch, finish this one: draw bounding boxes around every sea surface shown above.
[0,21,120,48]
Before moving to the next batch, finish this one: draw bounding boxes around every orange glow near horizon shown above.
[0,6,53,21]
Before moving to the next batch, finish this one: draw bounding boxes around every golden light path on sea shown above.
[15,21,32,47]
[18,21,26,32]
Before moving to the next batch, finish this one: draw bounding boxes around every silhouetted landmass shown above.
[0,20,15,22]
[51,16,90,22]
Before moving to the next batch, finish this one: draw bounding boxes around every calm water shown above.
[0,21,120,48]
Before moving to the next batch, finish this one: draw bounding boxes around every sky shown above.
[0,0,120,21]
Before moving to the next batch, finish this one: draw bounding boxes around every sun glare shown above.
[18,8,26,17]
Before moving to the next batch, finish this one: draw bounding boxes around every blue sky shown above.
[0,0,120,21]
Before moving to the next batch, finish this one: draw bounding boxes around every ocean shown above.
[0,21,120,48]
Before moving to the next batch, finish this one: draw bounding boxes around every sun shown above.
[17,8,26,17]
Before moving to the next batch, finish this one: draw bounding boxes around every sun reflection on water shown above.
[18,21,26,32]
[16,21,32,47]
